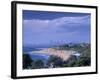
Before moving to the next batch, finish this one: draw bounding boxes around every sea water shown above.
[23,47,50,62]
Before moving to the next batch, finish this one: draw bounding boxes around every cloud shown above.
[23,15,90,34]
[24,15,90,28]
[23,15,90,45]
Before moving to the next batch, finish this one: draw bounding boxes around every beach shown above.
[30,48,76,61]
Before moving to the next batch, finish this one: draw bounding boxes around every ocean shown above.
[23,46,50,62]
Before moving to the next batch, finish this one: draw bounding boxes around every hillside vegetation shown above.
[23,43,91,69]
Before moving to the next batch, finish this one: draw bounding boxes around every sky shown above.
[23,10,91,47]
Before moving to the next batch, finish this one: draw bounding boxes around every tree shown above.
[31,59,44,69]
[77,57,91,66]
[47,55,64,68]
[66,56,91,67]
[23,54,33,69]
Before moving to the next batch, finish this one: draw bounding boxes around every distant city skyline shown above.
[23,10,91,46]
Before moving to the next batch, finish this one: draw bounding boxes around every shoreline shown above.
[30,48,76,61]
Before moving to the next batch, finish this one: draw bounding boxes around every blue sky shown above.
[23,10,91,47]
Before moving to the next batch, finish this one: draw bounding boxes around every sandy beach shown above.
[31,48,76,61]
